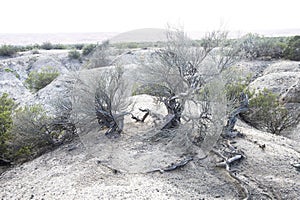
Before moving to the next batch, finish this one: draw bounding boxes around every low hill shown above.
[110,28,167,43]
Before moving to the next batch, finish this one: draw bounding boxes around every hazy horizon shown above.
[1,28,300,45]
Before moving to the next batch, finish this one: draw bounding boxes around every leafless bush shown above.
[137,26,241,149]
[71,66,130,138]
[51,95,77,142]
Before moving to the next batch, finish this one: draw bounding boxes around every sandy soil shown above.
[0,118,299,200]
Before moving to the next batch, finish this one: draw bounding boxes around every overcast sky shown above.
[1,0,299,33]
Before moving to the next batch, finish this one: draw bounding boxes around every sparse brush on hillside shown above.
[284,35,300,61]
[74,43,84,50]
[0,45,18,57]
[224,71,254,109]
[82,44,96,56]
[25,66,60,92]
[238,33,287,60]
[68,49,81,60]
[40,42,53,50]
[86,40,111,68]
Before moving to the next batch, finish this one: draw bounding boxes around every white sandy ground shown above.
[0,117,299,200]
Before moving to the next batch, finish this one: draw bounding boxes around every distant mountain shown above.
[110,28,168,43]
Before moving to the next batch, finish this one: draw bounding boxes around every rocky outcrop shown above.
[248,61,300,126]
[248,61,300,97]
[23,74,75,113]
[0,50,83,105]
[249,72,300,94]
[280,80,300,104]
[263,60,300,75]
[0,70,32,101]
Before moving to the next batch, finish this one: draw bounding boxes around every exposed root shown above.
[212,145,249,200]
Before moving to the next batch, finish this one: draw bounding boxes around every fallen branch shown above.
[146,157,193,173]
[131,108,150,122]
[215,154,243,171]
[96,160,122,174]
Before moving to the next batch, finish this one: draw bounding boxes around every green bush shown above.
[11,104,54,161]
[52,44,67,50]
[74,44,84,50]
[0,99,48,163]
[82,44,96,56]
[87,40,111,68]
[0,97,75,164]
[124,42,139,49]
[241,89,300,134]
[68,49,81,60]
[0,93,14,162]
[40,42,53,50]
[25,66,60,91]
[23,45,35,51]
[223,70,254,111]
[226,79,253,104]
[284,35,300,61]
[224,73,299,134]
[239,33,287,59]
[0,45,18,57]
